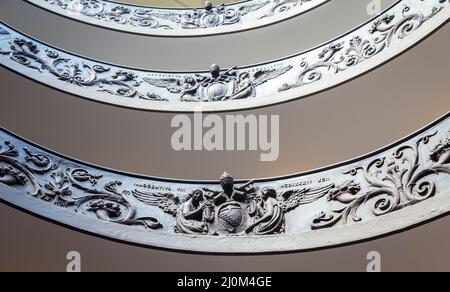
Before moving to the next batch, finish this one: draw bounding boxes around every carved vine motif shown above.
[0,139,337,236]
[38,0,315,32]
[0,34,290,103]
[44,0,171,29]
[311,131,450,230]
[156,1,270,29]
[1,0,448,109]
[279,3,445,91]
[0,126,450,238]
[133,172,334,236]
[0,39,166,101]
[0,141,161,229]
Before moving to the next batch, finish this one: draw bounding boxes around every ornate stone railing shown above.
[1,0,449,112]
[26,0,330,36]
[1,112,450,253]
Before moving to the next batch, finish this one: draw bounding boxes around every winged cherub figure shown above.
[151,1,271,29]
[245,183,336,235]
[132,189,214,235]
[132,172,335,236]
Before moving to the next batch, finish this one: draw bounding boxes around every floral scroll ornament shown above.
[41,0,271,30]
[312,130,450,230]
[1,122,450,249]
[38,0,319,34]
[1,0,448,111]
[279,3,445,91]
[75,180,162,229]
[44,0,173,29]
[0,140,162,229]
[0,38,167,101]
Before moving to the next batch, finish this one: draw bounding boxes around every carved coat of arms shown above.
[133,172,334,236]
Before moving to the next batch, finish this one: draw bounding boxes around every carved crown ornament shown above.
[1,0,449,112]
[1,113,450,253]
[26,0,331,36]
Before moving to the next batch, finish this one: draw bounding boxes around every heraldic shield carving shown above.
[133,172,334,236]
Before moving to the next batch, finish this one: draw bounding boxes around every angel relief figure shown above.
[175,190,214,234]
[144,64,292,102]
[132,172,334,236]
[246,187,284,235]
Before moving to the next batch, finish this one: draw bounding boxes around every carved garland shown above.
[27,0,327,36]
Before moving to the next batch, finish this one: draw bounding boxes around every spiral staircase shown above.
[0,0,449,271]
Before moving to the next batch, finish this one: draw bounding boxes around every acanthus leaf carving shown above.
[1,0,448,111]
[0,140,162,229]
[1,126,450,236]
[1,39,168,101]
[311,130,450,230]
[279,2,445,91]
[41,169,74,206]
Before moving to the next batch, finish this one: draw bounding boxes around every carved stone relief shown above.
[1,112,450,252]
[1,0,448,112]
[27,0,329,36]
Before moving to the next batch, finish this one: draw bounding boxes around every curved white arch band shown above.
[0,111,449,253]
[26,0,330,36]
[1,0,449,112]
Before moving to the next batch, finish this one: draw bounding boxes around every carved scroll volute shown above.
[312,130,450,231]
[0,141,50,194]
[0,141,25,186]
[30,0,324,36]
[76,194,132,222]
[74,180,162,230]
